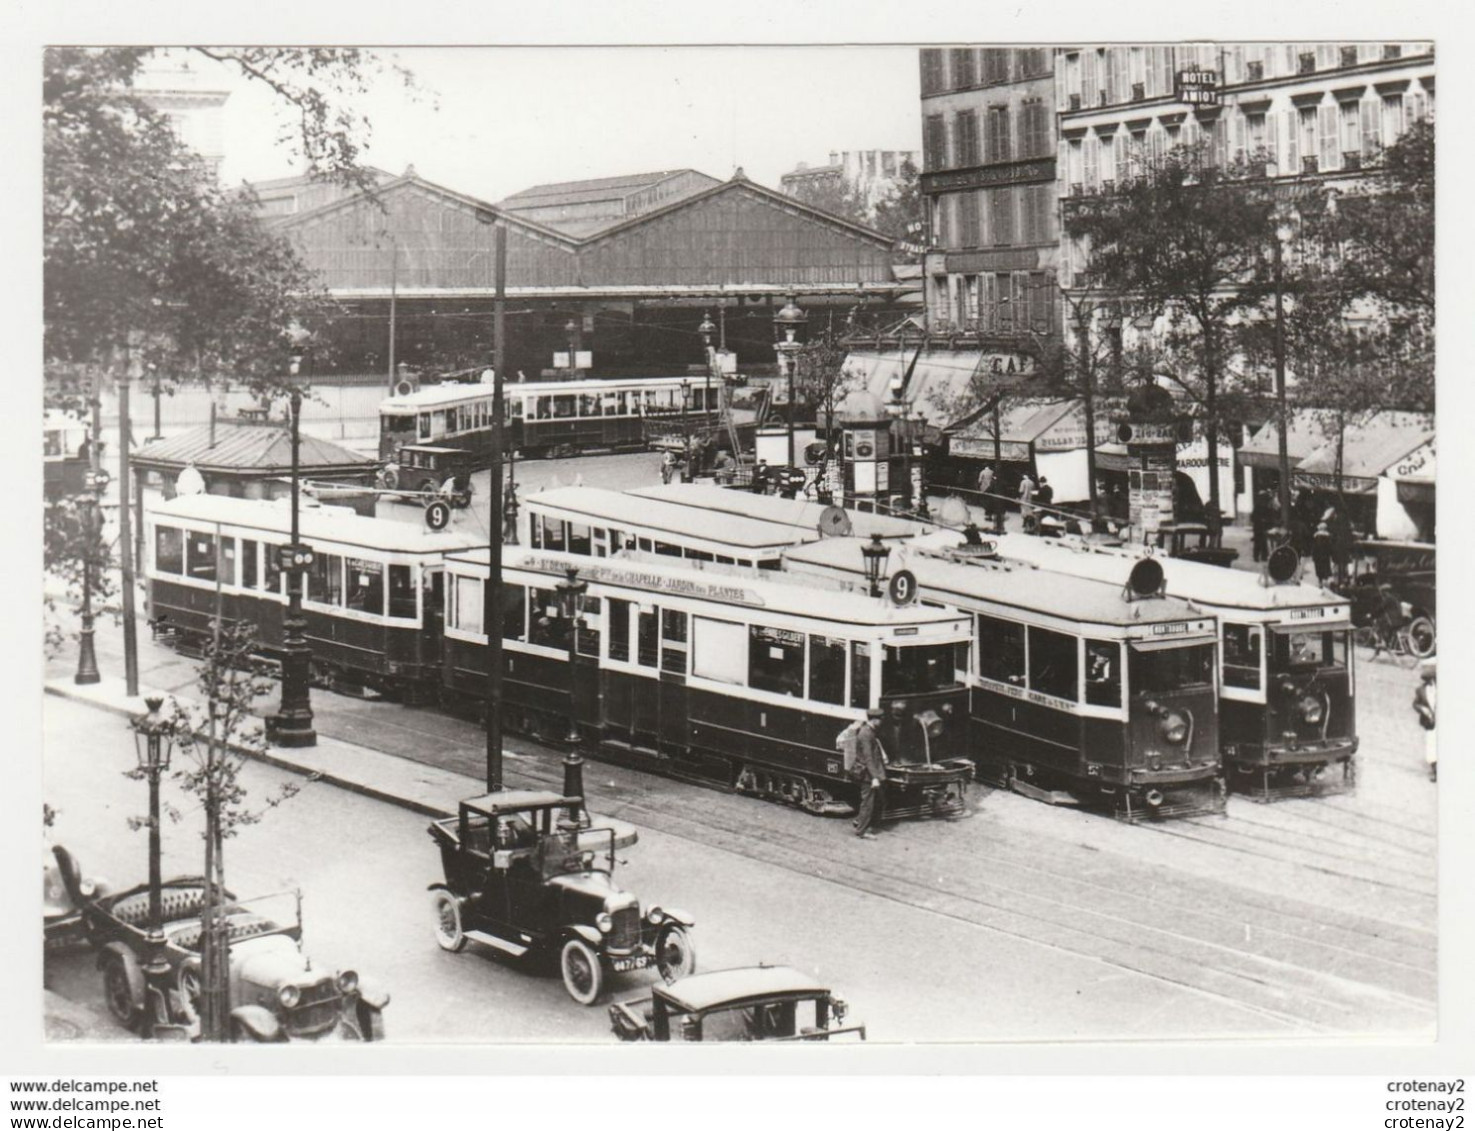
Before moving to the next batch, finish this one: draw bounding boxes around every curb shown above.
[44,681,455,821]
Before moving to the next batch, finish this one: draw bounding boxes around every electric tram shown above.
[439,546,975,815]
[781,536,1226,821]
[378,376,716,464]
[629,483,933,542]
[943,531,1358,800]
[144,495,483,701]
[44,410,95,501]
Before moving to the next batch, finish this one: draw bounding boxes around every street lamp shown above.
[556,566,588,749]
[1272,221,1293,536]
[698,311,717,426]
[267,346,317,748]
[861,534,891,598]
[565,318,579,374]
[679,378,693,481]
[887,375,909,516]
[131,694,175,1035]
[773,294,808,468]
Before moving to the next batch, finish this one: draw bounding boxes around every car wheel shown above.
[1406,616,1436,659]
[560,937,604,1006]
[102,955,142,1031]
[175,959,202,1023]
[655,925,696,984]
[431,890,467,953]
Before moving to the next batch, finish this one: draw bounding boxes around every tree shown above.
[871,158,925,261]
[785,171,873,228]
[1063,145,1281,520]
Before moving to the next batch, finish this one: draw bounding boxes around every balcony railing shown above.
[1068,92,1082,111]
[1246,60,1264,81]
[1298,53,1316,74]
[1340,46,1359,67]
[1131,82,1146,100]
[1342,151,1362,171]
[1301,154,1320,174]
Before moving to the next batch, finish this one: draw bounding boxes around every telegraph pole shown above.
[486,221,507,793]
[118,337,140,696]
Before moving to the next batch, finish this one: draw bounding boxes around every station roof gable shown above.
[131,424,376,475]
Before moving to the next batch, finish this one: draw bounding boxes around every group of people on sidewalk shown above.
[1250,486,1356,587]
[972,466,1053,534]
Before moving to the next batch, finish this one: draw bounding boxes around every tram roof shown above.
[450,545,973,630]
[924,531,1345,614]
[629,484,932,541]
[148,494,485,555]
[782,537,1209,627]
[527,487,801,551]
[380,375,694,412]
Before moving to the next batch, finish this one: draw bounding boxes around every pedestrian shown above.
[1413,659,1436,782]
[1018,471,1036,527]
[661,450,676,485]
[1311,521,1334,586]
[975,465,994,526]
[850,707,889,839]
[751,459,769,494]
[1251,488,1273,563]
[1327,505,1354,586]
[1036,476,1054,512]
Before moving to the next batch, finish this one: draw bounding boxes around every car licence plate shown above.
[611,956,650,973]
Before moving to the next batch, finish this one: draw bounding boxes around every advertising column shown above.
[1120,419,1180,541]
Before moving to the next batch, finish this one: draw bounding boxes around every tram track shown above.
[301,699,1435,1034]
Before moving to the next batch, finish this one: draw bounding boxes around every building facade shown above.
[918,47,1059,342]
[132,51,231,180]
[496,170,721,237]
[780,149,919,213]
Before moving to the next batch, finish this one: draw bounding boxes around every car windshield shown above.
[881,642,966,694]
[1270,628,1348,671]
[1130,643,1215,695]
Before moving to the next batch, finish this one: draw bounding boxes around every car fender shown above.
[230,1004,285,1043]
[660,908,695,928]
[564,924,603,949]
[357,983,391,1012]
[97,940,145,997]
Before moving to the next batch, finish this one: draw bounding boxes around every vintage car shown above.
[57,850,388,1042]
[1148,521,1238,568]
[609,966,866,1042]
[1348,539,1436,657]
[44,844,107,951]
[428,790,694,1005]
[381,444,477,506]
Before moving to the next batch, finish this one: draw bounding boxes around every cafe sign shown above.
[951,437,1032,461]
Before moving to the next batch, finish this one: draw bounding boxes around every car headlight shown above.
[337,970,359,994]
[79,880,96,898]
[647,906,666,926]
[1299,695,1325,725]
[278,985,301,1009]
[595,912,613,934]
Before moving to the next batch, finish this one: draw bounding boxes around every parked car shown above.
[382,444,477,506]
[1347,539,1436,657]
[43,844,106,952]
[609,966,866,1042]
[56,849,388,1042]
[428,790,694,1005]
[1149,521,1238,568]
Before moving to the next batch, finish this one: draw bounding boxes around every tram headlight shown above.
[1298,695,1325,725]
[1144,789,1165,808]
[1160,711,1190,745]
[917,709,945,738]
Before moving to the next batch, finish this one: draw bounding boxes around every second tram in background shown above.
[378,375,716,464]
[955,532,1358,801]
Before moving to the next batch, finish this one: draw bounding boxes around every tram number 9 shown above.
[425,500,452,531]
[888,569,918,606]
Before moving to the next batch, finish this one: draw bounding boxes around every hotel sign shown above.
[1175,70,1220,106]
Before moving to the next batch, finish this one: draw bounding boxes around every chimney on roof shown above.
[404,163,417,177]
[731,167,747,181]
[829,152,838,165]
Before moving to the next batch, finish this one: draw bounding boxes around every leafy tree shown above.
[785,170,873,228]
[1063,144,1280,520]
[871,157,925,261]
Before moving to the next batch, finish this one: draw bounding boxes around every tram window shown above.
[454,574,484,634]
[44,430,62,456]
[218,537,238,587]
[716,555,735,566]
[240,539,258,589]
[808,635,847,705]
[1084,640,1122,707]
[1271,629,1345,670]
[661,609,688,674]
[529,588,569,649]
[264,545,283,595]
[575,594,601,658]
[692,617,745,684]
[501,582,526,641]
[977,614,1026,684]
[533,397,551,420]
[637,607,659,668]
[638,537,653,553]
[654,541,682,557]
[749,626,804,696]
[883,642,965,695]
[388,565,416,618]
[850,642,872,708]
[568,523,592,555]
[1222,624,1263,690]
[606,598,632,662]
[418,414,432,440]
[187,531,218,582]
[686,549,714,563]
[155,526,184,575]
[310,552,345,606]
[579,394,600,417]
[509,398,524,420]
[553,395,577,419]
[542,519,567,552]
[1028,627,1078,702]
[441,409,456,434]
[1130,643,1215,694]
[757,560,781,571]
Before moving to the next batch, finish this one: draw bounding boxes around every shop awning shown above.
[1295,410,1434,484]
[946,396,1080,461]
[1093,444,1135,473]
[1239,412,1328,470]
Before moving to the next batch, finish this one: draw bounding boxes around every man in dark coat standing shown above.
[1251,489,1273,563]
[851,708,889,839]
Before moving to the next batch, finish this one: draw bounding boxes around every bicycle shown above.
[1353,619,1425,667]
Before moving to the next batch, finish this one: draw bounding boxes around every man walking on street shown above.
[975,465,994,528]
[851,707,889,839]
[1018,472,1036,526]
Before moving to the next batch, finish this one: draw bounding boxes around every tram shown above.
[378,376,716,463]
[948,532,1358,801]
[439,546,975,815]
[44,411,94,500]
[781,536,1225,821]
[144,495,483,701]
[629,483,933,542]
[526,487,797,570]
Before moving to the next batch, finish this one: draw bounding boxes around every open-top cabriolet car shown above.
[609,965,866,1042]
[57,848,388,1042]
[44,843,107,952]
[428,790,694,1005]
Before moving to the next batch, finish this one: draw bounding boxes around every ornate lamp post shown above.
[565,318,579,375]
[555,566,588,748]
[679,378,693,481]
[131,695,175,1035]
[267,346,317,748]
[773,294,808,468]
[861,534,891,598]
[698,311,718,425]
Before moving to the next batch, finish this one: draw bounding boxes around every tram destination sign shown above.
[520,555,766,607]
